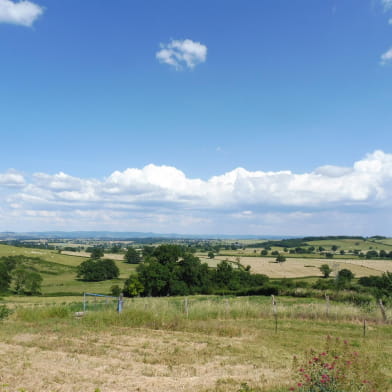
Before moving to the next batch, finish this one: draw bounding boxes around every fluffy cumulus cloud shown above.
[381,47,392,64]
[0,0,43,27]
[1,151,392,235]
[156,39,207,70]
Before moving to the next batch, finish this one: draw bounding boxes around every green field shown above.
[0,244,136,295]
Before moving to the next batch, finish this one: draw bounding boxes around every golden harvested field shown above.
[201,256,392,278]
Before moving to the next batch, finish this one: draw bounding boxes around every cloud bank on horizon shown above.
[0,151,391,235]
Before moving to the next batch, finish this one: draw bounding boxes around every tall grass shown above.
[13,296,391,328]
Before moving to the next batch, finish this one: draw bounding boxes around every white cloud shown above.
[381,47,392,64]
[0,170,25,187]
[0,0,43,27]
[156,39,207,70]
[1,151,392,234]
[389,18,392,24]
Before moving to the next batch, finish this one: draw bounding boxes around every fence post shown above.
[271,295,278,333]
[184,297,189,318]
[325,294,330,318]
[117,293,123,313]
[378,299,387,322]
[83,292,86,312]
[363,319,366,338]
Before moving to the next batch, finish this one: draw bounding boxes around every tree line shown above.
[121,244,269,297]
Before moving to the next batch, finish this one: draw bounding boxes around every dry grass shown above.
[0,297,391,392]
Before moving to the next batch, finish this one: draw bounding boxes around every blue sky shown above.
[0,0,392,235]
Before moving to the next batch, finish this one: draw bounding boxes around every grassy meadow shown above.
[0,244,136,296]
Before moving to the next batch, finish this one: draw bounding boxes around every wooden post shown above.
[83,292,86,312]
[325,294,330,318]
[117,293,123,313]
[363,319,366,338]
[378,299,387,322]
[272,295,278,333]
[184,297,189,318]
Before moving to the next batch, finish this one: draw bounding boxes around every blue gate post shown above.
[117,293,123,313]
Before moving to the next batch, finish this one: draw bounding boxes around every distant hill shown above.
[0,231,293,241]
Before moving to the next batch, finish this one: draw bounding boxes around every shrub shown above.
[290,336,389,392]
[110,284,122,297]
[276,255,286,263]
[319,264,332,278]
[0,305,11,321]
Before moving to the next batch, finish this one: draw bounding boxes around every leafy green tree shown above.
[136,259,171,296]
[110,285,122,297]
[214,260,234,288]
[12,268,42,295]
[123,275,144,297]
[336,268,354,289]
[366,250,379,259]
[152,244,183,264]
[77,259,119,281]
[260,249,268,256]
[319,264,332,278]
[208,251,215,259]
[338,268,354,281]
[110,244,122,254]
[90,246,104,259]
[178,253,211,294]
[142,246,155,258]
[124,247,141,264]
[276,255,286,263]
[331,245,339,252]
[0,263,12,293]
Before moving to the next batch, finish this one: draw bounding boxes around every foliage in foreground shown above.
[0,304,11,321]
[290,336,389,392]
